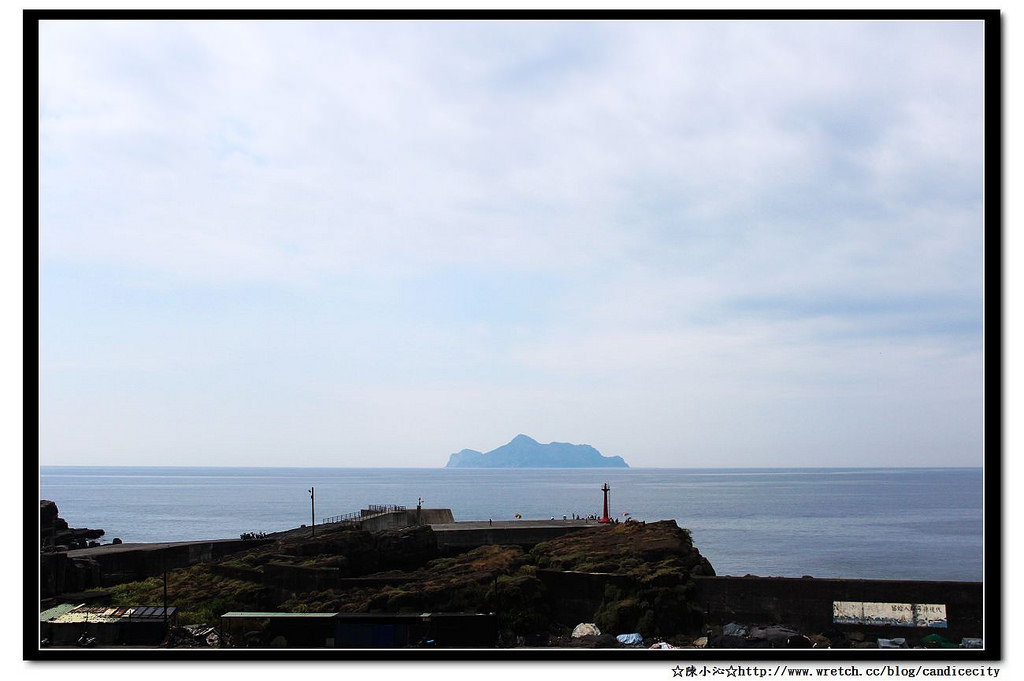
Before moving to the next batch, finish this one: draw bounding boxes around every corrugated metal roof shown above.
[40,603,83,621]
[125,606,177,621]
[44,604,177,624]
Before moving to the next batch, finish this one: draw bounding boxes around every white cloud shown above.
[37,19,986,466]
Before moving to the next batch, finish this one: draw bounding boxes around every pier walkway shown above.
[429,518,600,552]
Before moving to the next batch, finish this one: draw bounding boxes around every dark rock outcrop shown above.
[529,520,715,637]
[376,525,441,571]
[40,500,105,550]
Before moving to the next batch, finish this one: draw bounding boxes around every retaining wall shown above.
[54,538,274,592]
[693,576,984,642]
[358,509,454,532]
[536,569,635,624]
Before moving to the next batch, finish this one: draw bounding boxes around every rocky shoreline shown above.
[40,500,108,551]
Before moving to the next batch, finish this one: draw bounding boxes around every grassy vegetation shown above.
[107,565,266,626]
[101,520,711,638]
[530,521,708,637]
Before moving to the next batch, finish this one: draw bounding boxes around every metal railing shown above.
[322,504,406,526]
[366,504,406,514]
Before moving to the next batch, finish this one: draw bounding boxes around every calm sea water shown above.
[38,467,984,582]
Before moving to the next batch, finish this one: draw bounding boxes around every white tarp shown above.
[616,633,644,646]
[572,623,601,638]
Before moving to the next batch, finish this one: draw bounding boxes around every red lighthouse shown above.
[599,483,612,524]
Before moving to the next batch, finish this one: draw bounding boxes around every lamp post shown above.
[309,487,315,537]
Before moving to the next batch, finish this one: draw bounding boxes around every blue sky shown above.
[37,19,986,468]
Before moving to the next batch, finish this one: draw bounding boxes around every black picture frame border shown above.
[24,7,1003,663]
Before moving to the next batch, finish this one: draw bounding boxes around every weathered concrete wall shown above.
[419,509,455,524]
[537,569,635,624]
[357,509,454,532]
[530,572,984,641]
[54,538,274,591]
[693,576,983,642]
[263,562,345,594]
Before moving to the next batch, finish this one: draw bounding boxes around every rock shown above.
[809,634,831,648]
[709,634,747,648]
[691,560,716,576]
[40,500,60,529]
[723,622,748,637]
[693,636,708,648]
[786,635,813,648]
[748,625,797,643]
[40,500,105,550]
[567,634,618,648]
[525,633,549,647]
[375,525,439,571]
[821,628,849,647]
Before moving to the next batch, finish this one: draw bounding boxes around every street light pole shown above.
[309,487,315,537]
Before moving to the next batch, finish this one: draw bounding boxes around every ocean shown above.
[38,466,984,582]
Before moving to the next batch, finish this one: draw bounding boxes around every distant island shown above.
[445,434,629,468]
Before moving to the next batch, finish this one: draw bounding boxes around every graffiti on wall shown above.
[833,601,947,628]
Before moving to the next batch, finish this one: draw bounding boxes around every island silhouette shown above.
[445,434,629,468]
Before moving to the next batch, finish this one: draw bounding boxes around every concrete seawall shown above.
[693,576,983,642]
[533,572,983,642]
[43,515,600,595]
[43,510,457,595]
[72,538,275,584]
[359,508,453,532]
[429,519,598,552]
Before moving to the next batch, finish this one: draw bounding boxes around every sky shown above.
[36,19,987,468]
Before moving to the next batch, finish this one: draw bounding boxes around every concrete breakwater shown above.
[43,537,276,597]
[430,518,600,553]
[43,510,587,595]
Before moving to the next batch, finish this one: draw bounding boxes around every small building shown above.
[40,604,177,646]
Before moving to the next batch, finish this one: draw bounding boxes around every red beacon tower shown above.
[599,483,612,523]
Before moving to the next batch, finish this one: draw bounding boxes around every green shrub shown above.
[487,573,550,635]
